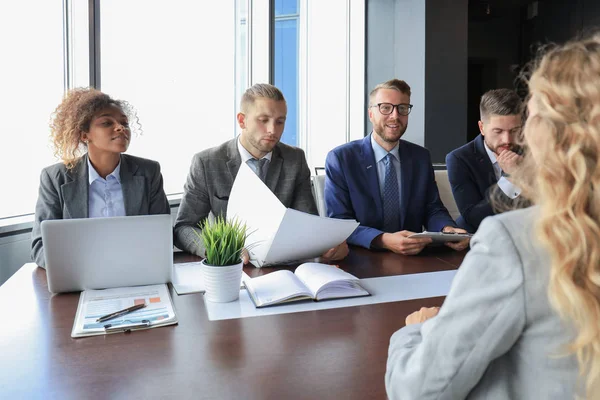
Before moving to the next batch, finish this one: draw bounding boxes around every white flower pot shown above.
[201,260,243,303]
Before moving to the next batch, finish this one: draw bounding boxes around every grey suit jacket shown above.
[174,138,318,256]
[386,207,582,399]
[31,154,170,268]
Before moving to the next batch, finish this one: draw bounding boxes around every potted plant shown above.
[194,216,248,303]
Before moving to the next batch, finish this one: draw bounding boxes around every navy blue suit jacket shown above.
[445,134,515,231]
[325,135,456,249]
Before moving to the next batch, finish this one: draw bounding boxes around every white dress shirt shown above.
[483,142,521,199]
[237,136,273,175]
[87,158,126,218]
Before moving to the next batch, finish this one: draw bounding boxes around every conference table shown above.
[0,246,466,399]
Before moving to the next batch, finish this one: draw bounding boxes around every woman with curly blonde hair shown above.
[31,88,170,268]
[385,34,600,399]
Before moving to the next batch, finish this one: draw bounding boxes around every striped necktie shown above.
[382,153,400,232]
[247,158,268,182]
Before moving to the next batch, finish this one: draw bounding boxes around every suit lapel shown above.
[120,154,145,216]
[360,136,383,222]
[398,141,412,227]
[265,145,283,193]
[225,138,242,188]
[61,156,89,218]
[474,135,497,186]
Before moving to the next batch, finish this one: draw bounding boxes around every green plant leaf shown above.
[194,215,249,266]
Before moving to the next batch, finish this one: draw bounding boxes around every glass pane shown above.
[100,0,238,196]
[275,0,298,15]
[274,0,299,146]
[236,0,248,111]
[0,1,64,219]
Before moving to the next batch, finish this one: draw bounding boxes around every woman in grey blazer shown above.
[32,88,170,268]
[386,35,600,399]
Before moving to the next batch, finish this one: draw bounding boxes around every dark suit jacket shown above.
[325,134,456,249]
[174,138,318,256]
[31,154,171,268]
[446,134,516,232]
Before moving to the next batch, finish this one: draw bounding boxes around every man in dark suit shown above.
[174,83,347,261]
[446,88,523,232]
[324,79,469,256]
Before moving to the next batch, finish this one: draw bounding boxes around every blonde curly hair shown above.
[516,33,600,397]
[49,88,140,169]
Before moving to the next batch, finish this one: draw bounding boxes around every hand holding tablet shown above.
[408,231,473,243]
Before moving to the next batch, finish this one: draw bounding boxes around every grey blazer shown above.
[31,154,170,268]
[386,207,582,399]
[174,138,318,256]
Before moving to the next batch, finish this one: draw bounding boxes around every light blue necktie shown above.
[247,158,268,182]
[382,153,400,232]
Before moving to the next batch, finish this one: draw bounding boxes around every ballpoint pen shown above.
[96,303,146,323]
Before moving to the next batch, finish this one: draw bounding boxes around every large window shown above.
[274,0,299,146]
[0,1,65,219]
[100,0,238,196]
[0,0,365,220]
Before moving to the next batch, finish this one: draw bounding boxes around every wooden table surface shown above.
[0,246,465,400]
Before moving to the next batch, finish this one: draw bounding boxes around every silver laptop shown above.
[41,214,173,294]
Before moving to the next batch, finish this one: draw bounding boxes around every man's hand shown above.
[405,306,440,325]
[241,248,250,264]
[496,149,523,176]
[373,231,433,256]
[321,241,349,261]
[441,226,470,251]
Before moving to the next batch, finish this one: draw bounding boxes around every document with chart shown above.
[227,162,359,267]
[71,284,178,338]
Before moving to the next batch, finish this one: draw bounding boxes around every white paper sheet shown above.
[227,162,287,263]
[171,262,250,295]
[227,161,359,267]
[264,209,359,266]
[203,270,457,321]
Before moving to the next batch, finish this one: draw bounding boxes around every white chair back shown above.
[434,169,460,220]
[311,174,327,217]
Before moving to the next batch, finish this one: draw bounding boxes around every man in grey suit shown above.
[174,83,348,261]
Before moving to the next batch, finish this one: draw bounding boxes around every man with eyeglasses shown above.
[446,88,524,232]
[324,79,469,255]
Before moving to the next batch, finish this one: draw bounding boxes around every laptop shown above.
[41,214,173,294]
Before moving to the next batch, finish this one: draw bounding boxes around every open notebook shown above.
[244,263,370,308]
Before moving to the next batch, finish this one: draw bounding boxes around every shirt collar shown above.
[483,139,498,165]
[370,132,400,163]
[87,157,122,184]
[237,135,273,163]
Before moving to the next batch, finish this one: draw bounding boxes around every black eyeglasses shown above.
[371,103,413,116]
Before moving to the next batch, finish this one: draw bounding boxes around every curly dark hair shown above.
[49,87,141,169]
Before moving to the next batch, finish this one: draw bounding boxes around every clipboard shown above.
[71,284,178,338]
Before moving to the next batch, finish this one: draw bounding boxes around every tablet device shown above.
[408,231,472,243]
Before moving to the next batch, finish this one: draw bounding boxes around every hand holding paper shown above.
[227,162,358,267]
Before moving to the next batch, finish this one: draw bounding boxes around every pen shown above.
[96,303,146,323]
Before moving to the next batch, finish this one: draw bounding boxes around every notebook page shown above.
[245,270,312,307]
[294,263,360,297]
